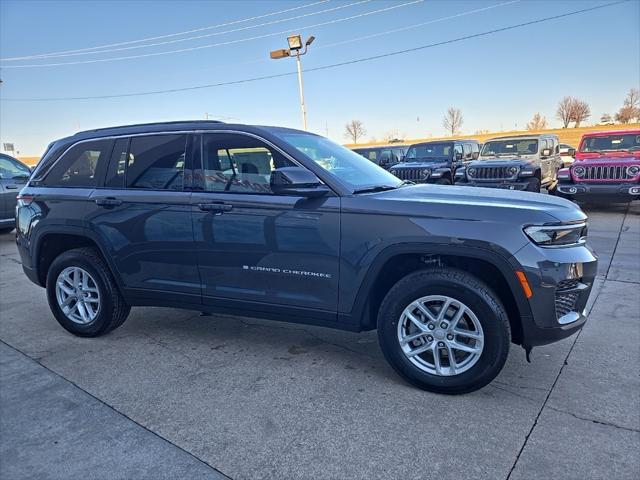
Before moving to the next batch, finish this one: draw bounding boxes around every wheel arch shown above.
[349,243,531,345]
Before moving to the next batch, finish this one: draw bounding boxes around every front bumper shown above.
[456,179,530,191]
[513,241,598,348]
[557,182,640,202]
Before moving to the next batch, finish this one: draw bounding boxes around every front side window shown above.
[43,139,113,187]
[0,155,30,179]
[274,131,401,191]
[462,143,472,159]
[126,134,186,190]
[201,133,294,193]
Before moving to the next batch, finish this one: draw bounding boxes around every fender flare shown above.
[347,242,532,329]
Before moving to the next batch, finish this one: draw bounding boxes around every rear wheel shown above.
[526,177,541,192]
[46,247,130,337]
[377,268,510,394]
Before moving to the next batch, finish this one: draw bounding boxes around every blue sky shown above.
[1,0,639,155]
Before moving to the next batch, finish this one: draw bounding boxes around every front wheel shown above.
[377,269,510,394]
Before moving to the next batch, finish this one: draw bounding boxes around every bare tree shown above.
[556,97,574,128]
[570,99,591,127]
[600,113,613,124]
[615,105,636,124]
[442,107,463,136]
[344,120,367,144]
[623,88,640,122]
[526,113,547,131]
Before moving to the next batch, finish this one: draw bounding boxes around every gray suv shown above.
[456,134,561,192]
[15,121,597,394]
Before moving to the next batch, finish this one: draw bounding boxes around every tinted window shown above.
[127,135,186,190]
[462,143,472,158]
[201,133,294,193]
[43,139,113,187]
[0,155,30,179]
[580,134,640,153]
[104,138,129,188]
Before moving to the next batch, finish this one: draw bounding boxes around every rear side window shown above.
[126,135,186,190]
[43,139,113,187]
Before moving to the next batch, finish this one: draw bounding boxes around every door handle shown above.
[198,203,232,213]
[95,197,123,207]
[5,185,19,190]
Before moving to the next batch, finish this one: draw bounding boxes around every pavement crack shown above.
[545,405,640,433]
[605,203,629,281]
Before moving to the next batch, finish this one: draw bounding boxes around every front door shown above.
[191,132,340,314]
[0,155,30,221]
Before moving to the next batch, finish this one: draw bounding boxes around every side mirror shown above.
[455,152,463,161]
[472,151,479,160]
[270,167,329,198]
[541,148,551,157]
[567,148,576,157]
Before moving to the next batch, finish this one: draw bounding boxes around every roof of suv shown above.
[409,139,479,147]
[65,121,309,143]
[487,134,558,140]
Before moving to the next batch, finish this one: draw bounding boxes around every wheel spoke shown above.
[57,282,74,295]
[60,295,74,308]
[400,332,427,346]
[415,302,437,323]
[405,310,427,331]
[436,299,452,322]
[77,302,89,323]
[450,340,481,354]
[446,344,457,375]
[453,328,482,340]
[431,343,443,375]
[407,341,433,357]
[449,305,467,329]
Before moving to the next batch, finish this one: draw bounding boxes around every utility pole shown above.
[269,34,315,131]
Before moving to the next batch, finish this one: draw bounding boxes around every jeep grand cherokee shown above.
[15,121,597,394]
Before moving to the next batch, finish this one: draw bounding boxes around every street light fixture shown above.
[270,34,315,131]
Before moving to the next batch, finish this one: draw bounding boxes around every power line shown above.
[0,0,422,68]
[0,0,331,61]
[1,0,371,61]
[1,0,628,102]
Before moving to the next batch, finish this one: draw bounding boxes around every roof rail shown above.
[74,120,225,135]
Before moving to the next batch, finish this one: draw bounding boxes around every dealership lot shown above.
[1,203,638,479]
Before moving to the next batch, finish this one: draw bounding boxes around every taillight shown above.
[17,193,35,207]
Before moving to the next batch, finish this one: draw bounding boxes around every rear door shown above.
[87,133,200,301]
[191,131,340,314]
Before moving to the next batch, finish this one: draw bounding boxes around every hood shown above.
[573,155,640,165]
[357,184,585,224]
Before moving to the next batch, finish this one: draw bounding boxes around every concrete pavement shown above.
[1,203,638,479]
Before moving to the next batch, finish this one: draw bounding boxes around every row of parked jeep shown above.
[353,129,640,203]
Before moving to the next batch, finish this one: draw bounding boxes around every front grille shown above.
[555,279,581,319]
[472,166,515,180]
[392,168,428,181]
[579,165,629,181]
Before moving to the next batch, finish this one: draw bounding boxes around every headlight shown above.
[519,169,534,177]
[422,169,431,177]
[524,222,587,247]
[557,168,571,180]
[455,169,465,177]
[508,166,519,175]
[628,165,640,176]
[573,166,585,177]
[467,167,476,177]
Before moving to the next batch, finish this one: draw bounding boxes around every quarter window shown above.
[201,133,294,194]
[126,134,186,190]
[43,139,113,187]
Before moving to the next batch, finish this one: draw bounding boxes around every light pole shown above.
[270,34,315,131]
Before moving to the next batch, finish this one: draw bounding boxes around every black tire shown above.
[377,268,510,394]
[0,227,15,235]
[46,247,130,337]
[526,177,541,192]
[435,178,452,185]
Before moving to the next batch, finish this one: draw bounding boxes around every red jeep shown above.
[556,129,640,202]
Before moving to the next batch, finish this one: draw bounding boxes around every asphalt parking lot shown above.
[1,202,638,480]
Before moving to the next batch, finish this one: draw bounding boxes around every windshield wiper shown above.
[352,185,399,194]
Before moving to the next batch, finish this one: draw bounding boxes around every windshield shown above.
[580,134,640,153]
[481,139,538,157]
[405,143,452,162]
[276,132,401,191]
